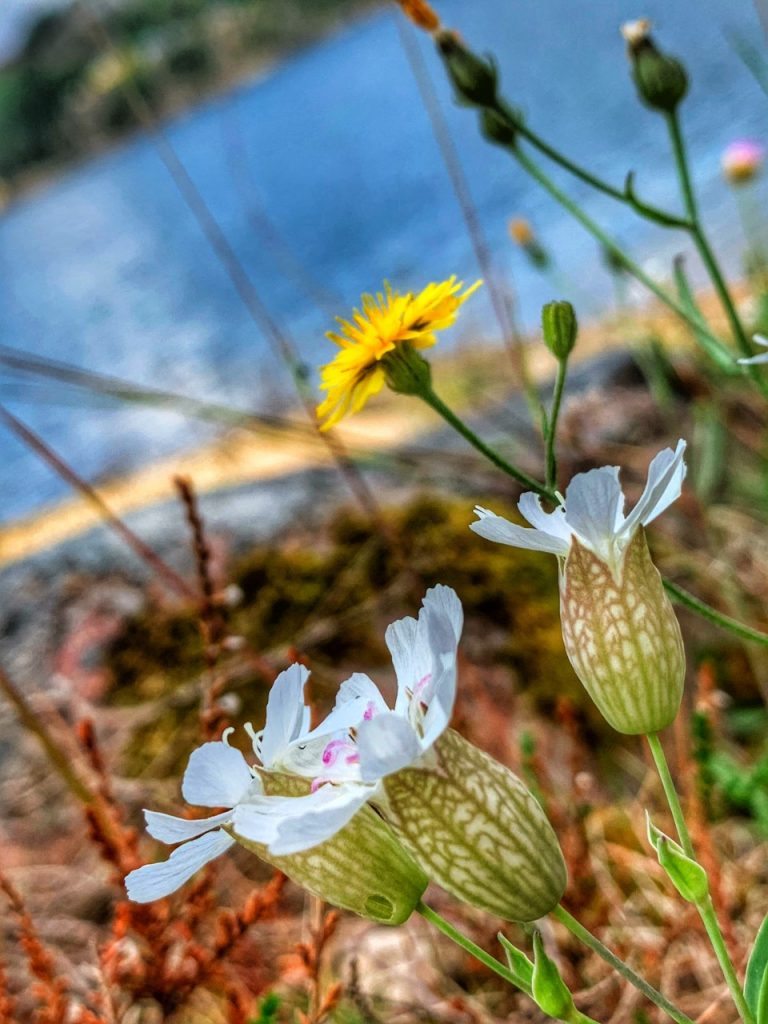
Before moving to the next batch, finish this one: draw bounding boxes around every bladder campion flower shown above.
[233,586,567,922]
[471,443,687,735]
[722,140,765,186]
[125,664,427,924]
[316,277,480,430]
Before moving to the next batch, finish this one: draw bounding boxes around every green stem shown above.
[663,579,768,646]
[665,111,754,361]
[646,734,755,1024]
[552,905,696,1024]
[495,102,690,229]
[510,145,737,369]
[545,359,568,491]
[420,384,556,499]
[418,901,601,1024]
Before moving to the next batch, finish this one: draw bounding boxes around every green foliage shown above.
[746,916,768,1024]
[692,707,768,833]
[251,992,281,1024]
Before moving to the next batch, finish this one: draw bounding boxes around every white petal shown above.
[233,785,371,855]
[422,585,463,645]
[125,830,234,903]
[622,440,687,534]
[356,712,423,781]
[738,352,768,365]
[260,663,311,768]
[145,809,233,844]
[385,615,432,716]
[181,742,253,808]
[268,784,372,856]
[469,507,570,556]
[336,672,390,712]
[753,334,768,348]
[564,466,625,555]
[518,492,572,542]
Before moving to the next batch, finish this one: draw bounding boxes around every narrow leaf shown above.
[673,257,737,372]
[498,933,534,993]
[746,914,768,1019]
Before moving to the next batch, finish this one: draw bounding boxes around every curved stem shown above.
[545,359,568,491]
[552,905,696,1024]
[495,101,690,229]
[418,901,601,1024]
[665,111,754,362]
[646,734,755,1024]
[419,384,556,499]
[663,579,768,646]
[510,145,737,370]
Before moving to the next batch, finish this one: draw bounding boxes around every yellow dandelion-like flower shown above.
[317,277,481,430]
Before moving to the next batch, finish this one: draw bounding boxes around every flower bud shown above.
[559,529,685,735]
[436,30,498,107]
[397,0,440,32]
[236,771,428,925]
[647,814,708,903]
[542,301,577,360]
[382,342,433,396]
[480,106,519,147]
[532,930,576,1021]
[381,729,567,922]
[621,20,688,113]
[722,139,765,186]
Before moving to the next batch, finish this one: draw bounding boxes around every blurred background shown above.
[1,0,767,523]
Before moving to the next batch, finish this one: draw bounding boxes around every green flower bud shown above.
[622,20,688,113]
[647,814,708,903]
[382,342,433,396]
[480,106,519,148]
[436,30,498,107]
[559,529,685,735]
[380,729,567,922]
[236,771,428,925]
[532,930,576,1021]
[542,301,578,360]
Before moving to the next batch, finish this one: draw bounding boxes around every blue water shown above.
[1,0,766,522]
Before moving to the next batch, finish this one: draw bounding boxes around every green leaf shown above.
[746,914,768,1021]
[646,813,709,903]
[673,256,738,372]
[498,933,534,993]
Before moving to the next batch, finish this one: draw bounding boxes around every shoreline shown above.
[0,300,712,569]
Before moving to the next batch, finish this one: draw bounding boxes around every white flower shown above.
[232,585,463,856]
[470,442,688,736]
[737,334,768,366]
[125,663,365,902]
[470,440,686,578]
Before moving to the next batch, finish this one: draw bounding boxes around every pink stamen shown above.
[345,752,360,765]
[363,700,377,721]
[413,672,432,698]
[322,739,346,766]
[311,777,328,793]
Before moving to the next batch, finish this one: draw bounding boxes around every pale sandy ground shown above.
[0,298,723,568]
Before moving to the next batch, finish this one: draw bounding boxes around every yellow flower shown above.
[317,277,480,430]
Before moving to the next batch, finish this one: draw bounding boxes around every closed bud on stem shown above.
[436,30,498,107]
[480,106,519,147]
[396,0,440,33]
[621,20,688,113]
[382,342,433,396]
[646,813,709,903]
[237,771,428,925]
[532,931,577,1021]
[382,729,567,922]
[542,301,578,360]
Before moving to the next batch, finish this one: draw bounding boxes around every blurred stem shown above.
[552,905,696,1024]
[419,384,555,499]
[663,579,768,646]
[665,111,754,361]
[510,145,738,372]
[545,359,567,491]
[646,734,754,1024]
